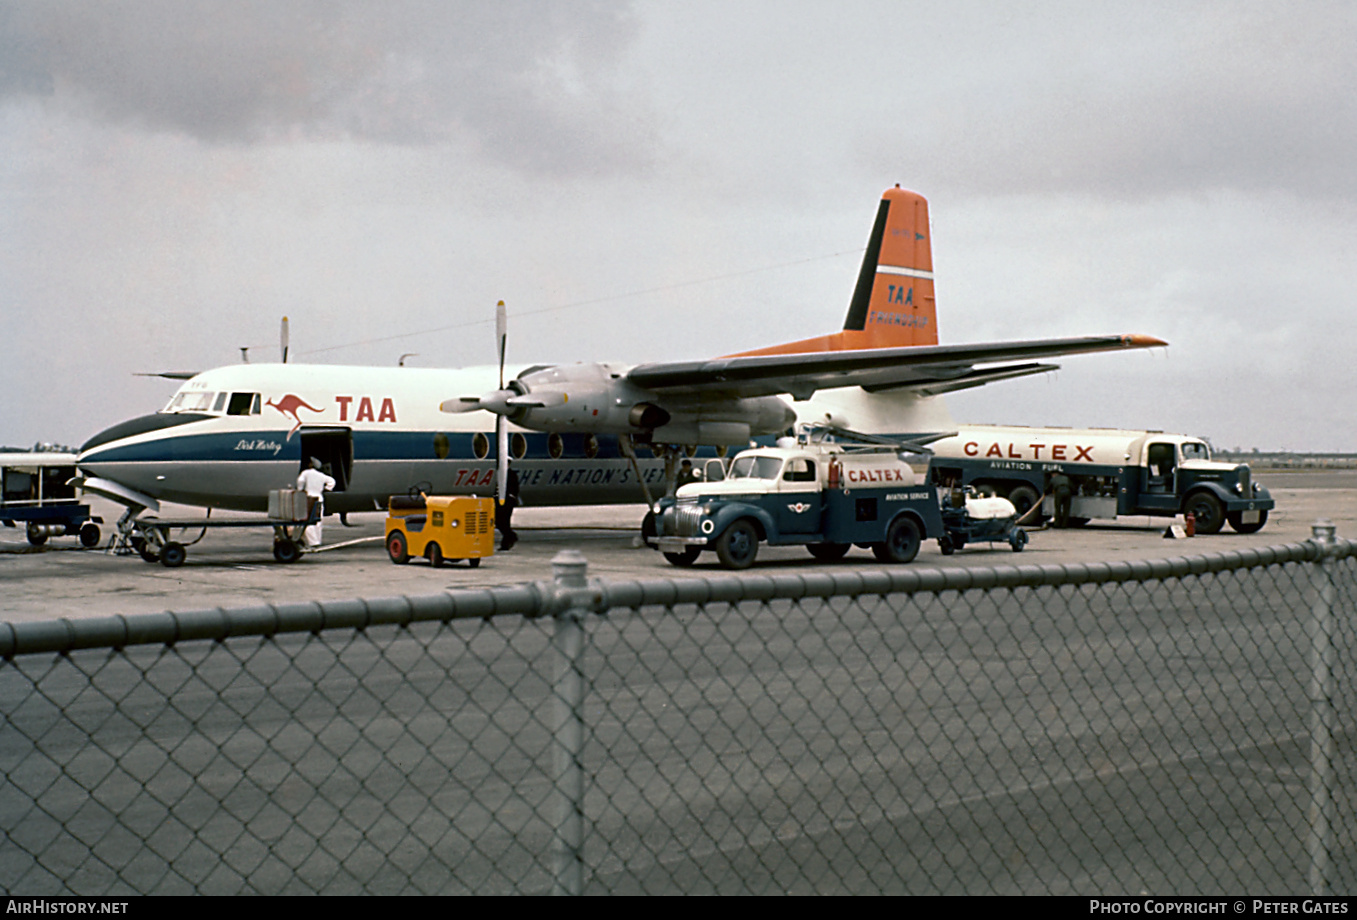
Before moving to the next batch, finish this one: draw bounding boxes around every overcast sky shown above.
[2,0,1353,451]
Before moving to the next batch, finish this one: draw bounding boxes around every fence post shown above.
[1308,519,1337,896]
[550,550,588,896]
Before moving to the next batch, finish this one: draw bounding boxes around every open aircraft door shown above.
[298,428,353,492]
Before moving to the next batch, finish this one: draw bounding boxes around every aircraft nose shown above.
[79,412,213,457]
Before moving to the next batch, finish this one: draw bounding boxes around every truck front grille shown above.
[665,503,705,537]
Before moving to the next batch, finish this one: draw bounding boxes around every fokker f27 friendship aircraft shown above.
[75,186,1165,520]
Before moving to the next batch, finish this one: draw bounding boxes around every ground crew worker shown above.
[297,457,335,547]
[676,459,700,490]
[496,467,520,551]
[1048,469,1073,528]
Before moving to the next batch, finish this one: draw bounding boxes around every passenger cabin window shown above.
[227,392,260,416]
[783,458,817,482]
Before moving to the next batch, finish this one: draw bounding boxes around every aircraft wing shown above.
[624,334,1165,401]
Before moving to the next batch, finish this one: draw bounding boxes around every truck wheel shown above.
[428,542,445,567]
[160,542,187,568]
[715,520,759,570]
[387,530,410,564]
[664,548,701,566]
[939,534,956,556]
[873,517,921,564]
[1227,509,1268,534]
[1184,492,1225,535]
[25,524,47,547]
[641,511,657,545]
[79,522,101,548]
[1007,484,1040,520]
[807,543,850,562]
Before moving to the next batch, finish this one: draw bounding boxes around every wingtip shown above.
[1123,334,1168,348]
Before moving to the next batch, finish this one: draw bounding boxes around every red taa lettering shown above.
[335,395,352,421]
[356,397,374,422]
[379,397,397,422]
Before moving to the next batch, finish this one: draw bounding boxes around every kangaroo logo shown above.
[266,394,323,439]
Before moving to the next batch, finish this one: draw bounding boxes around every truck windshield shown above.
[729,456,784,480]
[1181,442,1210,461]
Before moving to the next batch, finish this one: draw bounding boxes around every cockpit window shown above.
[212,393,228,413]
[167,391,216,413]
[1181,442,1210,461]
[227,392,260,416]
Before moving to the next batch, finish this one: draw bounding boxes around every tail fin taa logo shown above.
[266,394,323,439]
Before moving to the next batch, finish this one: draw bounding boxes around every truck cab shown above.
[1132,435,1268,533]
[647,441,942,569]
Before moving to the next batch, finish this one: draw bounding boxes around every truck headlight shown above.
[701,518,715,534]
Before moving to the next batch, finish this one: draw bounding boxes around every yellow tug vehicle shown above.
[385,495,494,567]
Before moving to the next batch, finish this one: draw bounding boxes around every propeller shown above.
[495,301,507,507]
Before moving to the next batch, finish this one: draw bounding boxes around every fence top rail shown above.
[2,537,1351,659]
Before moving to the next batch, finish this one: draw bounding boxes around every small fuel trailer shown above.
[386,495,494,567]
[647,440,942,569]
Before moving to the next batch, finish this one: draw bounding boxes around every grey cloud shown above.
[861,2,1357,201]
[0,0,652,176]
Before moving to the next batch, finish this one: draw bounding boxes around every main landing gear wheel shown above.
[387,530,410,564]
[273,540,302,564]
[715,520,759,570]
[159,541,187,568]
[873,517,921,564]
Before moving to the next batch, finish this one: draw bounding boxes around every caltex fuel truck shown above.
[926,425,1273,534]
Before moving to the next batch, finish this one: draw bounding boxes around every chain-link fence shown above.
[2,528,1355,894]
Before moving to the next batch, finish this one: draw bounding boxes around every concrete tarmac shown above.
[2,470,1352,625]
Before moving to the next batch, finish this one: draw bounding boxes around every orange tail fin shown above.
[732,186,937,356]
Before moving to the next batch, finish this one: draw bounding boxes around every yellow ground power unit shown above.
[385,495,495,567]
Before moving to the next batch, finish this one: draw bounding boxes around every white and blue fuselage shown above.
[76,362,954,514]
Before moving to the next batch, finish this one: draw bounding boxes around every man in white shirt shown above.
[296,457,336,547]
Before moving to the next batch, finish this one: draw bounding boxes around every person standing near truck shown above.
[1047,469,1073,528]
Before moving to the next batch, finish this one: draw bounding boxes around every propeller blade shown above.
[439,397,486,413]
[504,392,566,409]
[495,300,507,389]
[497,415,508,506]
[281,316,290,364]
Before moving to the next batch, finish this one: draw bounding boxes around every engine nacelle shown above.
[506,363,795,444]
